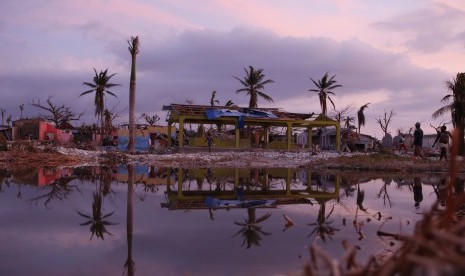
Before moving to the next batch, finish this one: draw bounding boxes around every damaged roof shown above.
[163,104,315,121]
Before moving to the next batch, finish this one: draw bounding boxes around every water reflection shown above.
[77,191,117,240]
[232,208,272,249]
[0,166,464,275]
[124,164,135,276]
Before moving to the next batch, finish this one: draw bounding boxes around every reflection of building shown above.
[162,168,340,210]
[117,165,174,185]
[11,167,73,186]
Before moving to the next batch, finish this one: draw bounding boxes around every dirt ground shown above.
[0,146,462,175]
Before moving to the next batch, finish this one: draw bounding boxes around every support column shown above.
[286,123,292,150]
[167,122,172,148]
[307,127,312,149]
[335,123,340,151]
[177,169,184,198]
[264,127,269,149]
[235,121,240,148]
[286,168,292,195]
[178,117,185,147]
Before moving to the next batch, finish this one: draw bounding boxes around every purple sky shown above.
[1,0,464,138]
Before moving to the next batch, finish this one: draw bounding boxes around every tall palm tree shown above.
[357,103,370,134]
[433,72,465,155]
[234,66,274,108]
[309,72,342,116]
[128,36,140,153]
[80,68,120,133]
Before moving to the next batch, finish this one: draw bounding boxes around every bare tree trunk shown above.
[128,36,139,154]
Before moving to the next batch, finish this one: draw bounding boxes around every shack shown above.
[163,104,340,151]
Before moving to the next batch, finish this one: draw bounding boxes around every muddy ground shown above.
[0,146,462,176]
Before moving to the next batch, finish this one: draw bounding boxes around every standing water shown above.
[0,166,444,276]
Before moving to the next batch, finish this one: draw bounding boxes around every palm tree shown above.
[357,103,370,134]
[225,100,234,107]
[80,68,120,133]
[433,72,465,155]
[232,208,272,249]
[234,66,274,108]
[128,36,140,153]
[309,72,342,116]
[210,90,219,106]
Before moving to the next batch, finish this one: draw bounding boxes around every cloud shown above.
[0,25,451,137]
[373,2,465,53]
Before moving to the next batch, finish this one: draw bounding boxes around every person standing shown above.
[432,125,453,161]
[413,122,425,159]
[205,132,213,152]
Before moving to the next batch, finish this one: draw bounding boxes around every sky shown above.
[1,0,465,138]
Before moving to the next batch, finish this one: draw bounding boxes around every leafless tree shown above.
[102,105,125,137]
[375,110,394,136]
[330,104,354,125]
[140,113,160,126]
[31,96,83,128]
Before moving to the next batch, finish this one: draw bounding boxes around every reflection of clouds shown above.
[0,170,449,275]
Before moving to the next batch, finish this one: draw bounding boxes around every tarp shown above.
[118,135,150,151]
[204,196,276,208]
[205,108,277,129]
[206,108,278,120]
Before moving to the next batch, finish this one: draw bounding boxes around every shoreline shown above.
[0,147,460,175]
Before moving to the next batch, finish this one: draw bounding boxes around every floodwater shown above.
[0,165,450,276]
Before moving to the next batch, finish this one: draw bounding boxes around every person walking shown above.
[412,122,425,159]
[432,125,453,161]
[399,135,407,154]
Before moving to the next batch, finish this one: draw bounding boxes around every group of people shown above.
[405,122,453,161]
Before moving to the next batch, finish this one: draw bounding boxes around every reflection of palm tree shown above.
[124,164,135,275]
[307,201,339,242]
[77,191,116,240]
[232,208,272,249]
